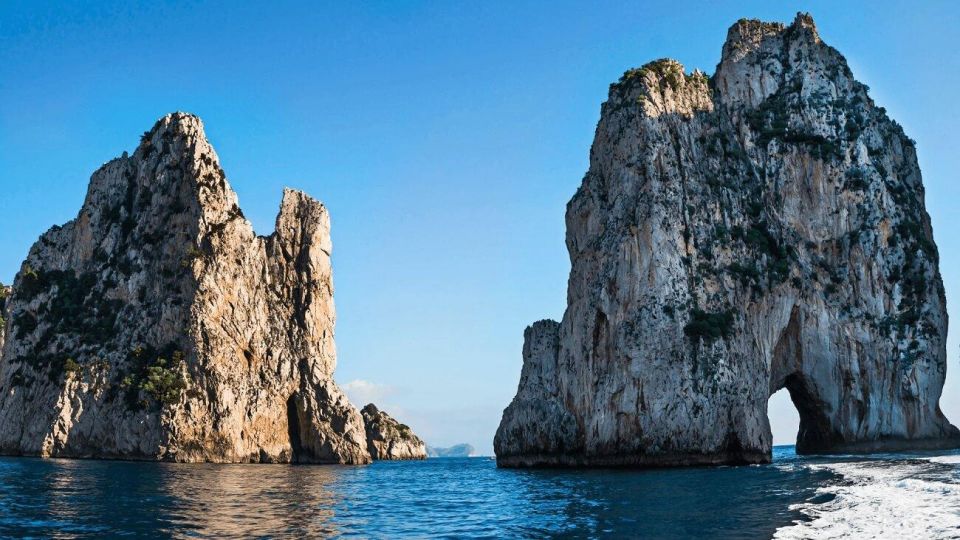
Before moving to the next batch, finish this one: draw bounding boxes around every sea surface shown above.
[1,445,959,538]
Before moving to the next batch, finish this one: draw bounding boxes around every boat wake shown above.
[775,453,960,538]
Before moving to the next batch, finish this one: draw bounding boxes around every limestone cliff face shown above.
[0,113,379,463]
[360,404,426,460]
[496,14,959,467]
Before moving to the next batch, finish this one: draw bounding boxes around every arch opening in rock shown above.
[767,388,799,447]
[768,374,836,454]
[768,307,836,454]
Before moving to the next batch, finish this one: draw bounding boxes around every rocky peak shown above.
[791,12,819,36]
[720,13,817,61]
[609,59,712,119]
[715,13,841,109]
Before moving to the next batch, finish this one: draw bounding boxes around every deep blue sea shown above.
[2,445,959,538]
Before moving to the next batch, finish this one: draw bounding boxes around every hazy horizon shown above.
[2,1,959,455]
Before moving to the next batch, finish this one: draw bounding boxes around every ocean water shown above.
[0,446,958,538]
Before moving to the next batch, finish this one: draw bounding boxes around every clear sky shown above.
[1,1,958,454]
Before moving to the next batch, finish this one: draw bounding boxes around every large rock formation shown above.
[360,404,426,460]
[0,112,389,463]
[496,14,959,467]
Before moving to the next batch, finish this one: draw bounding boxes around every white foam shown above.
[774,457,960,539]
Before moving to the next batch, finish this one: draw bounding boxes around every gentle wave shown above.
[4,449,959,537]
[0,452,825,538]
[775,453,960,539]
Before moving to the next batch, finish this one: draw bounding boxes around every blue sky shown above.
[1,1,958,454]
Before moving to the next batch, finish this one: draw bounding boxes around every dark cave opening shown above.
[286,395,303,463]
[780,373,836,453]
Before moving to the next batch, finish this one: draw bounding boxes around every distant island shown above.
[426,444,475,458]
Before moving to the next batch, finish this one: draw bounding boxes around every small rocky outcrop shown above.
[360,403,426,460]
[496,14,959,467]
[0,112,414,463]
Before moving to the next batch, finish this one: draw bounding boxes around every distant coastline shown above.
[426,444,475,458]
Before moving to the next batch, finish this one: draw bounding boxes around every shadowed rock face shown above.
[360,404,426,460]
[0,113,374,463]
[0,286,8,355]
[495,14,959,468]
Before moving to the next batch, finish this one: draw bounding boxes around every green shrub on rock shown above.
[121,345,188,410]
[684,309,734,342]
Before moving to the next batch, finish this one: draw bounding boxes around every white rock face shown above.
[496,14,959,467]
[360,404,427,460]
[0,112,401,463]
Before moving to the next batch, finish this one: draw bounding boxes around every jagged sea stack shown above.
[0,113,374,463]
[495,14,959,467]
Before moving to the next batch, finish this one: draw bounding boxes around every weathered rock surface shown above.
[496,14,959,467]
[0,112,392,463]
[360,404,426,460]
